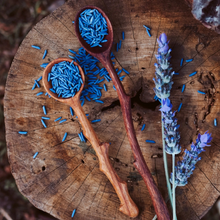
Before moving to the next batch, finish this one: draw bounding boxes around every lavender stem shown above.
[172,153,176,220]
[161,107,173,208]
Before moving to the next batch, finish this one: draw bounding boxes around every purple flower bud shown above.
[160,98,173,113]
[160,33,168,45]
[200,131,212,144]
[157,33,169,54]
[158,44,169,54]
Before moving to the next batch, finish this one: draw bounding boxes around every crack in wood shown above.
[201,72,216,123]
[185,117,188,125]
[194,112,199,135]
[109,156,128,167]
[101,88,160,113]
[127,172,142,182]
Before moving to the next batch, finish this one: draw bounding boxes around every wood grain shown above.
[4,0,220,219]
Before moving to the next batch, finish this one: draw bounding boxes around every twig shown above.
[0,208,13,220]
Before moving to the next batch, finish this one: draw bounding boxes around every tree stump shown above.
[4,0,220,219]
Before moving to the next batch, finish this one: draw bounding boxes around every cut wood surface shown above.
[4,0,220,219]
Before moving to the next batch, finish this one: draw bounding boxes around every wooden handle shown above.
[69,98,139,218]
[103,57,171,220]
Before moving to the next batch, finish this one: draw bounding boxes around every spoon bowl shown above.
[75,6,113,57]
[42,57,85,105]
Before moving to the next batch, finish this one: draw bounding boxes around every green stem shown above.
[161,104,173,208]
[172,153,176,220]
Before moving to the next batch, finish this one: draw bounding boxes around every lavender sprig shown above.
[153,33,174,200]
[153,33,212,220]
[170,131,212,187]
[153,33,177,220]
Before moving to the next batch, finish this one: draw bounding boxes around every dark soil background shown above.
[0,0,219,219]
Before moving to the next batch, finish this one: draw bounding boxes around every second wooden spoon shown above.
[75,6,170,220]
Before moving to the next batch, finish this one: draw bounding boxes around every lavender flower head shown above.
[171,131,212,187]
[160,98,181,155]
[153,33,174,99]
[157,33,169,54]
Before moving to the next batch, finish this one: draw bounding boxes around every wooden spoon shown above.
[42,58,139,218]
[75,6,170,220]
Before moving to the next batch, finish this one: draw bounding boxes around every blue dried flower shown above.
[160,98,181,155]
[157,33,169,54]
[170,131,212,187]
[153,33,174,99]
[199,132,212,147]
[160,98,172,112]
